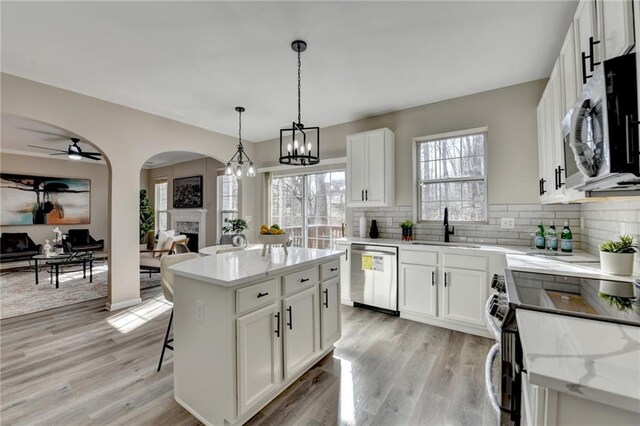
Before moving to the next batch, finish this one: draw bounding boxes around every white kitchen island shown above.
[169,247,343,426]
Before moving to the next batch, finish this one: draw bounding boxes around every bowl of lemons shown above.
[258,224,289,255]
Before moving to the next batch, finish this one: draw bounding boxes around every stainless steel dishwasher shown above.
[350,244,398,316]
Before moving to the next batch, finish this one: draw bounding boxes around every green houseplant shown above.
[221,218,249,247]
[400,220,415,241]
[139,189,155,245]
[599,235,637,276]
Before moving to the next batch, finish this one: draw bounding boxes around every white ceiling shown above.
[1,1,577,142]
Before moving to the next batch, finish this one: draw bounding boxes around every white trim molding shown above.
[169,209,209,250]
[106,297,143,311]
[257,156,347,174]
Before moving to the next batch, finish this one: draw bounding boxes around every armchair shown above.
[140,235,190,277]
[65,229,104,252]
[0,233,42,263]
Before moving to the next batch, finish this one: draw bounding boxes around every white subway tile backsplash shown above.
[350,203,581,248]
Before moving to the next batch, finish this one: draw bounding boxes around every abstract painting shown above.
[0,173,91,225]
[173,175,203,208]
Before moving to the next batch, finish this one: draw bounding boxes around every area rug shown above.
[0,262,161,319]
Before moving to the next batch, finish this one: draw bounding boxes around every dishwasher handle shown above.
[351,245,397,257]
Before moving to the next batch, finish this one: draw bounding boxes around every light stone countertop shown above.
[516,309,640,414]
[170,246,342,287]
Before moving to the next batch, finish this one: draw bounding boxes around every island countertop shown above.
[170,246,342,287]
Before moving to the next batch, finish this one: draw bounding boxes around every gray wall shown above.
[0,153,109,248]
[255,79,547,206]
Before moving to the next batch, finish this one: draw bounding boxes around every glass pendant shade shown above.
[225,106,255,179]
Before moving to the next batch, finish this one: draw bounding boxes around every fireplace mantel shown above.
[169,209,208,250]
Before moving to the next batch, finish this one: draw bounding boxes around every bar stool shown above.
[157,252,200,372]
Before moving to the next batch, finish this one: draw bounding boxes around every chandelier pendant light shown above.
[279,40,320,166]
[225,106,255,179]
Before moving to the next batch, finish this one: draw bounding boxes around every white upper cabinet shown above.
[560,23,579,111]
[574,0,600,91]
[346,128,395,207]
[600,0,635,60]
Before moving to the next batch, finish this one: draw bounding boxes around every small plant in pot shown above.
[221,218,249,247]
[400,220,415,241]
[599,235,637,276]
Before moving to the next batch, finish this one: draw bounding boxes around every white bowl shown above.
[257,233,289,245]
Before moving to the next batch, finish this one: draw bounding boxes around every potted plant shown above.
[400,220,415,241]
[221,218,249,247]
[139,189,155,248]
[599,235,637,276]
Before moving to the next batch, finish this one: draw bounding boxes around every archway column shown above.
[106,160,142,310]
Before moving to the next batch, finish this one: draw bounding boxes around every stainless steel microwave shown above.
[565,53,640,191]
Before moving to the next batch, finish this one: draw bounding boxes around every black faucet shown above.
[444,207,455,243]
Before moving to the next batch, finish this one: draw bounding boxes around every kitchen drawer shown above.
[399,248,438,266]
[320,260,340,281]
[283,267,318,296]
[443,253,488,271]
[236,279,277,315]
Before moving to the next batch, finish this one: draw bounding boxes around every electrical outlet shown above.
[501,217,515,229]
[196,301,204,324]
[386,217,393,226]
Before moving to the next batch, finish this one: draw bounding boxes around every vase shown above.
[401,227,413,241]
[369,220,379,239]
[359,215,367,238]
[600,252,635,276]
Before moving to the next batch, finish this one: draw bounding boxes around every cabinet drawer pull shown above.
[365,189,368,201]
[257,292,269,298]
[431,271,435,286]
[444,272,448,288]
[361,189,364,201]
[323,288,329,308]
[300,278,310,283]
[330,267,338,272]
[286,306,293,330]
[274,312,280,337]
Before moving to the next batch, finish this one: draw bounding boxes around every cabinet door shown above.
[320,278,341,350]
[364,129,386,204]
[283,286,321,379]
[601,0,635,60]
[336,242,351,303]
[347,133,367,206]
[399,263,437,319]
[574,0,599,90]
[237,304,281,415]
[549,61,565,199]
[560,24,579,111]
[441,267,487,327]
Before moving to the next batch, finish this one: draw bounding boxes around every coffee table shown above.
[31,252,105,287]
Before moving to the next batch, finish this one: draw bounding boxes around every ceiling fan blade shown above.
[19,127,69,139]
[49,153,69,156]
[82,153,102,161]
[81,151,102,156]
[27,145,66,153]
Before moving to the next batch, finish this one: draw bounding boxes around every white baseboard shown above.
[340,298,353,306]
[105,297,142,311]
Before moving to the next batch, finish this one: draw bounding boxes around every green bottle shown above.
[547,221,558,251]
[560,221,573,253]
[535,220,546,249]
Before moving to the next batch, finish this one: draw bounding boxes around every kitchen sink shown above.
[411,241,481,249]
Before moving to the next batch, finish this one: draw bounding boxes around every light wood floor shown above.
[1,287,497,425]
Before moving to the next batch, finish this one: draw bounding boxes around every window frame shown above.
[217,175,241,241]
[154,177,168,235]
[269,168,346,249]
[412,127,489,224]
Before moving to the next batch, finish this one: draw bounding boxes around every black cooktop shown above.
[504,269,640,327]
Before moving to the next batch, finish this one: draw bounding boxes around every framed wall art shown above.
[173,175,203,208]
[0,173,91,225]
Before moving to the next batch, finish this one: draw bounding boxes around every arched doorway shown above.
[0,113,113,318]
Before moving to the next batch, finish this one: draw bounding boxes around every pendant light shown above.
[225,106,255,179]
[279,40,320,166]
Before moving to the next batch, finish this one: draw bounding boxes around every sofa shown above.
[0,233,42,263]
[64,229,105,252]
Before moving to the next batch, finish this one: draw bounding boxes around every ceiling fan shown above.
[28,138,103,161]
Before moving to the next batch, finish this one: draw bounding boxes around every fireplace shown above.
[170,209,207,251]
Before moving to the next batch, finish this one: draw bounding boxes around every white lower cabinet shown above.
[320,277,341,349]
[283,285,321,379]
[237,303,281,416]
[399,263,438,319]
[441,267,487,327]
